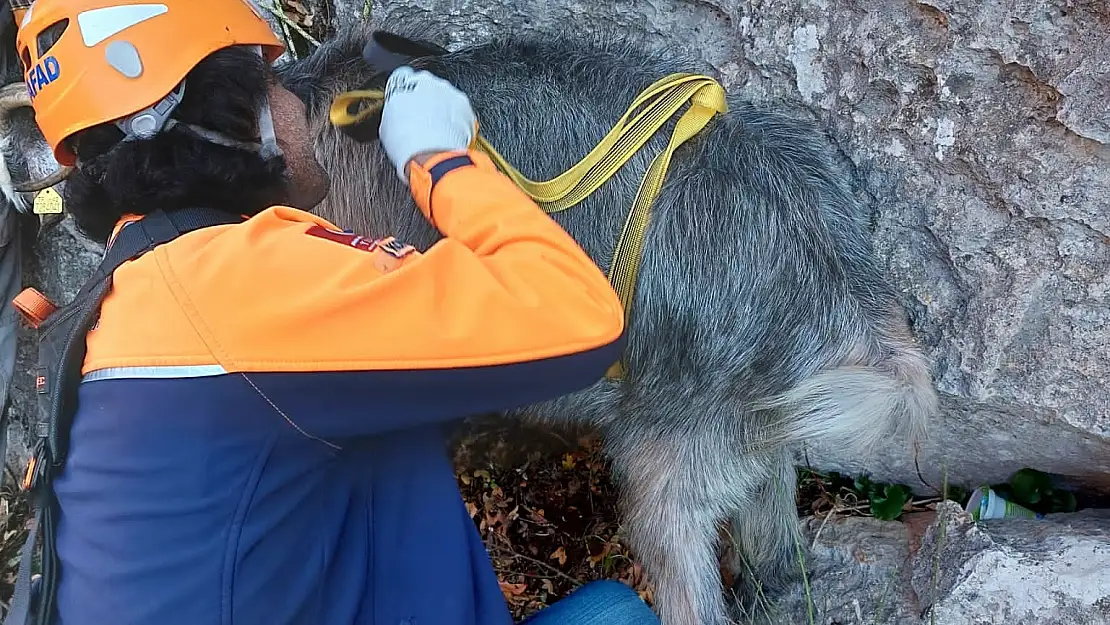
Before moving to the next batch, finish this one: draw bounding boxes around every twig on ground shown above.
[517,504,555,527]
[491,545,583,587]
[826,502,872,515]
[494,568,575,581]
[811,502,838,548]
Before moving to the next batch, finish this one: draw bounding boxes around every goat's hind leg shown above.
[724,450,803,618]
[607,418,769,625]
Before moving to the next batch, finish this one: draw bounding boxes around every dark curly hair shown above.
[62,45,290,244]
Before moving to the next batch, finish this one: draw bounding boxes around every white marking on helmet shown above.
[76,3,169,48]
[105,40,143,78]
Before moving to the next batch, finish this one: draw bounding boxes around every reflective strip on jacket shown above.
[50,150,626,625]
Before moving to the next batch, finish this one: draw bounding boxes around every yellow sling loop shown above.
[330,73,728,380]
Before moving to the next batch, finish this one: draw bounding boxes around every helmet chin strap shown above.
[254,44,283,160]
[108,45,283,160]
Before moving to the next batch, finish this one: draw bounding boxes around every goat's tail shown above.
[754,328,936,455]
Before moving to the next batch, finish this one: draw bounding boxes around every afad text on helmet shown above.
[26,55,61,101]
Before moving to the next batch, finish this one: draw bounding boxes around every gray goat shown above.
[276,20,938,625]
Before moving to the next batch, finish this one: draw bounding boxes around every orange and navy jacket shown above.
[50,150,625,625]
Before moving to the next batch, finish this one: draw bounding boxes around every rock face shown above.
[767,502,1110,625]
[917,504,1110,625]
[320,0,1110,497]
[757,511,922,624]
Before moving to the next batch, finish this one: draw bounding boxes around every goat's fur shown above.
[277,19,937,625]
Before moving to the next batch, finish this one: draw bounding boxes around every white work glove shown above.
[378,66,477,181]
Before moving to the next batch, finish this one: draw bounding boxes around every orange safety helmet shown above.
[15,0,286,166]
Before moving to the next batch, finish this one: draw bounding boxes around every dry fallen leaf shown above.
[499,581,528,599]
[550,546,567,566]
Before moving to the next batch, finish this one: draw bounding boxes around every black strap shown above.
[72,207,242,302]
[2,208,244,625]
[46,208,244,468]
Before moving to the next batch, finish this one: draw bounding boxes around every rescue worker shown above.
[6,0,660,624]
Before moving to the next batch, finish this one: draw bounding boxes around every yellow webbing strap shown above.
[475,74,726,214]
[330,73,728,380]
[330,88,386,128]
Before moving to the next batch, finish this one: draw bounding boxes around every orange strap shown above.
[12,287,57,329]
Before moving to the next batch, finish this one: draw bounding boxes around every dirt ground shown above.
[449,420,654,619]
[444,418,925,620]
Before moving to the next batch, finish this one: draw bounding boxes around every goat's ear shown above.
[384,31,449,57]
[334,31,451,145]
[362,30,448,77]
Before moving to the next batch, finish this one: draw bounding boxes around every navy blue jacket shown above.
[50,150,626,624]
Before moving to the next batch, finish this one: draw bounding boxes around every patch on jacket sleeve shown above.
[305,225,416,258]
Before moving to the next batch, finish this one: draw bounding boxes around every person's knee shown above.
[594,580,657,624]
[541,581,661,625]
[579,579,643,603]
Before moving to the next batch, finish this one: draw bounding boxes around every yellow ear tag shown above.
[33,187,63,215]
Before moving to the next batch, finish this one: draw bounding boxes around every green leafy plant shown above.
[991,468,1078,515]
[851,475,914,521]
[870,483,914,521]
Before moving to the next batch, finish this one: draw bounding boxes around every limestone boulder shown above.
[768,502,1110,625]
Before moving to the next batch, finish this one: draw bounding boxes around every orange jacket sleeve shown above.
[85,148,626,440]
